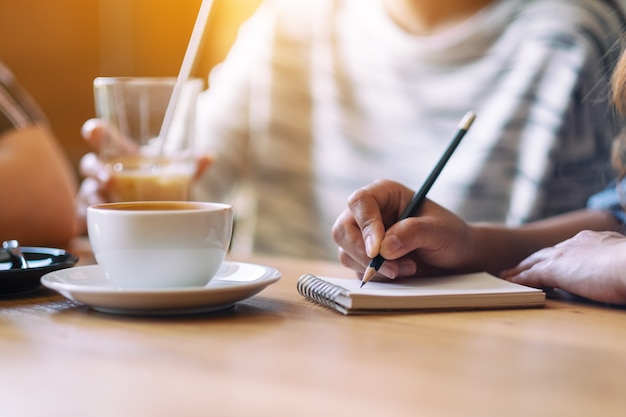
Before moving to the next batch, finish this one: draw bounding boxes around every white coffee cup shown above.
[87,201,233,289]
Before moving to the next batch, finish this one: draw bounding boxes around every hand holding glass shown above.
[93,77,203,202]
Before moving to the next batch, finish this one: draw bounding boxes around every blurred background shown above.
[0,0,261,176]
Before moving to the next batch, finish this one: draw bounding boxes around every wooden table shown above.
[1,238,625,417]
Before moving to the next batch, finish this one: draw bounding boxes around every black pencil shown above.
[360,111,476,288]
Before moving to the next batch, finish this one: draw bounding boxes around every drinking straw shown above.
[158,0,214,153]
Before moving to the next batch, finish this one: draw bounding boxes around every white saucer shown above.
[41,262,281,315]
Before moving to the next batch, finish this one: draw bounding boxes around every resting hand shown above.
[332,179,479,279]
[500,230,626,305]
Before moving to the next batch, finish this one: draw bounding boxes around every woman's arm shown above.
[0,125,78,246]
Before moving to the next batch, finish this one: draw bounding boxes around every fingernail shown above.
[397,259,417,276]
[81,119,94,137]
[383,235,403,254]
[365,235,375,257]
[379,264,397,279]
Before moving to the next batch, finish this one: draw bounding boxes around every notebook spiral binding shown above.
[297,274,347,310]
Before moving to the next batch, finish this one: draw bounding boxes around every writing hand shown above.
[332,179,479,280]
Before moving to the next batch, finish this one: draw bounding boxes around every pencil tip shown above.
[360,266,377,288]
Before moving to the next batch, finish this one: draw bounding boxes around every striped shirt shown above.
[0,60,47,134]
[194,0,626,260]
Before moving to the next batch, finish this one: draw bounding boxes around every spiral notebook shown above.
[297,272,545,315]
